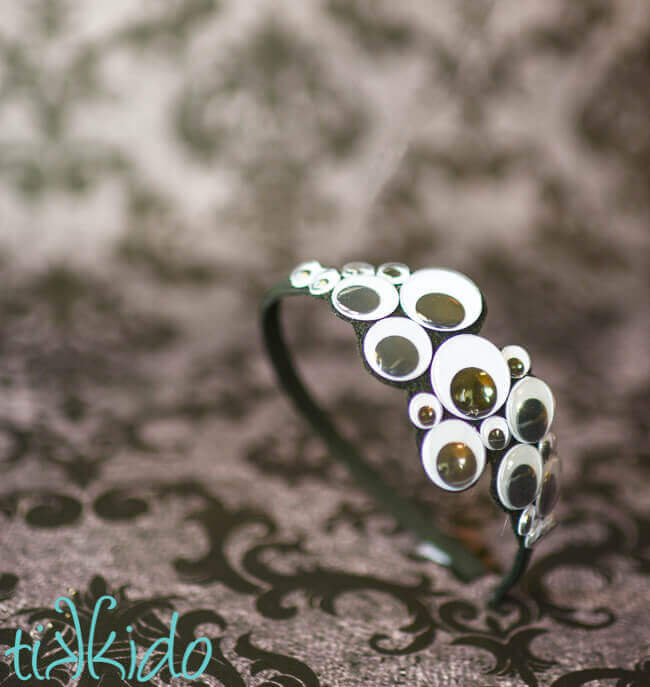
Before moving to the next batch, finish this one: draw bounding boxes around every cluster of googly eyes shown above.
[290,260,561,545]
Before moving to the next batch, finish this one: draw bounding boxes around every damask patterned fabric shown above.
[1,2,649,686]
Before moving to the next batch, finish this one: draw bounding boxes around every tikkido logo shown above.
[4,595,212,682]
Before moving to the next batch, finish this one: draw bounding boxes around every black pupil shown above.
[507,463,538,509]
[516,398,548,442]
[374,335,419,377]
[488,428,506,449]
[337,285,380,314]
[415,293,465,328]
[538,473,558,517]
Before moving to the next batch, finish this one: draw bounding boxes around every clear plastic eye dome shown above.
[363,317,432,382]
[399,268,483,331]
[408,393,442,430]
[290,260,324,288]
[421,419,486,492]
[537,454,561,518]
[331,274,399,321]
[308,268,340,295]
[480,415,510,450]
[342,262,375,278]
[501,345,531,379]
[496,443,544,510]
[506,376,555,444]
[377,262,410,285]
[430,334,511,421]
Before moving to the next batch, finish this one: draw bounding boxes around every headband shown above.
[261,260,560,603]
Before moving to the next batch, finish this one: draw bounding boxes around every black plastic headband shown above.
[261,276,532,604]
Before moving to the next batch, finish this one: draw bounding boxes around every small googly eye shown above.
[290,260,323,288]
[377,262,410,285]
[538,432,557,462]
[409,393,442,429]
[506,376,555,444]
[430,334,511,420]
[332,274,399,321]
[480,416,510,450]
[536,454,561,518]
[400,268,483,331]
[342,261,375,277]
[308,268,340,295]
[501,345,531,379]
[496,443,543,510]
[517,503,536,536]
[363,317,432,382]
[421,419,486,491]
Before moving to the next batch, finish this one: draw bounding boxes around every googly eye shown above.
[421,419,486,491]
[308,268,340,295]
[399,268,483,331]
[332,274,399,321]
[517,503,536,536]
[430,334,510,420]
[363,317,432,382]
[506,376,555,444]
[342,261,374,278]
[538,432,557,462]
[290,260,324,288]
[480,416,510,450]
[408,393,442,429]
[496,443,543,510]
[377,262,410,285]
[501,345,531,379]
[536,454,560,518]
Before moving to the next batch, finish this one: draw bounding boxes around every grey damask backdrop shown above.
[0,2,649,686]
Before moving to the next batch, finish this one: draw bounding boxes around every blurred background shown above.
[0,1,649,685]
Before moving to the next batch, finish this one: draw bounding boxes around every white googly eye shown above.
[421,419,485,492]
[506,376,555,444]
[517,503,536,536]
[377,262,410,285]
[480,416,510,450]
[430,334,511,420]
[342,261,375,277]
[363,317,432,382]
[536,454,561,518]
[308,268,340,295]
[496,443,543,510]
[290,260,323,288]
[400,268,483,331]
[501,345,531,379]
[332,274,399,321]
[408,393,442,429]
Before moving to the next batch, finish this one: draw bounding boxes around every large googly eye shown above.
[536,454,561,518]
[363,317,432,382]
[496,444,544,510]
[430,334,511,420]
[342,261,374,277]
[309,268,340,295]
[480,416,510,450]
[421,419,485,491]
[290,260,323,288]
[377,262,410,285]
[506,376,555,444]
[400,268,483,331]
[501,345,531,379]
[332,274,399,321]
[408,393,442,429]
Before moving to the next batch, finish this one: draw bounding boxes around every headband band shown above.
[261,260,560,604]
